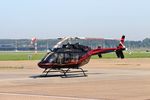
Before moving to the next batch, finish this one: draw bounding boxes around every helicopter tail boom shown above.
[87,35,126,59]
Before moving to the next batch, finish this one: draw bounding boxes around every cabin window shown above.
[56,53,79,64]
[70,53,79,63]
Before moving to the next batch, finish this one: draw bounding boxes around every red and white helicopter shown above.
[38,35,125,77]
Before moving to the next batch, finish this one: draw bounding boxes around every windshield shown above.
[42,52,57,63]
[41,52,80,64]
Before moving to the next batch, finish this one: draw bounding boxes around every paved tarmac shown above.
[0,59,150,100]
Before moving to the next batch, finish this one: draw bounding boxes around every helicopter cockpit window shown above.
[42,52,53,62]
[42,52,80,64]
[49,53,58,63]
[42,53,57,63]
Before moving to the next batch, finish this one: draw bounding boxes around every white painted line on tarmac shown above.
[0,92,100,100]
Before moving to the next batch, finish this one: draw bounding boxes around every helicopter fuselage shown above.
[38,43,91,69]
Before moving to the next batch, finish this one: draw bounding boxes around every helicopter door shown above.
[64,53,72,64]
[57,53,65,64]
[72,53,79,63]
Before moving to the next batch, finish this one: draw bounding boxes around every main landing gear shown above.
[42,67,88,77]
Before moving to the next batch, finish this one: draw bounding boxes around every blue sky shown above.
[0,0,150,40]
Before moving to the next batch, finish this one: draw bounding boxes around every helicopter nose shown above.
[38,62,42,67]
[38,62,45,69]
